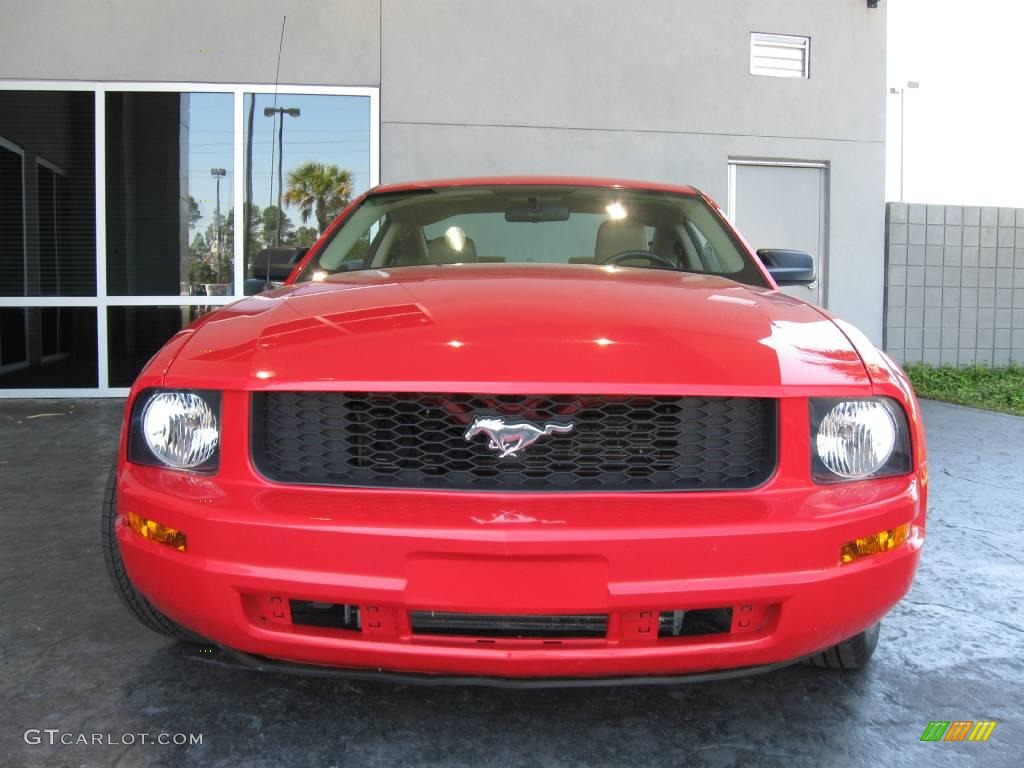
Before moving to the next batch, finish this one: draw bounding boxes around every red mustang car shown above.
[103,177,926,685]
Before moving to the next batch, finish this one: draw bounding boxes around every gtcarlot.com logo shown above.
[24,730,203,747]
[920,720,997,742]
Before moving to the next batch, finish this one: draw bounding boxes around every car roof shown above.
[369,176,700,197]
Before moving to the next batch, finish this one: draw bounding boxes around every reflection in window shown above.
[107,305,219,387]
[0,139,24,297]
[243,93,370,285]
[106,92,233,296]
[37,161,70,295]
[0,307,97,388]
[0,91,96,297]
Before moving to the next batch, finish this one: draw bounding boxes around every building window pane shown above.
[37,161,74,296]
[243,93,371,287]
[106,92,234,297]
[0,307,97,388]
[0,139,25,297]
[750,33,810,79]
[0,91,96,296]
[107,305,217,387]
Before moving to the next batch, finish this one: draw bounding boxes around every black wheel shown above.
[101,466,204,642]
[802,622,880,670]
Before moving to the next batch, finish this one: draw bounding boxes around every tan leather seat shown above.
[594,220,648,263]
[652,227,695,270]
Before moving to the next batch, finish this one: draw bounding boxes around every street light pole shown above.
[210,168,226,282]
[263,106,300,246]
[889,81,920,202]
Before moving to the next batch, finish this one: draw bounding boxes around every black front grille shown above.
[251,392,776,491]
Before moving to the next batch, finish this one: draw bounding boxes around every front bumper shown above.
[117,463,925,682]
[193,644,813,688]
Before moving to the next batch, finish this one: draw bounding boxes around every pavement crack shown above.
[904,600,1024,635]
[940,468,1024,492]
[931,523,1024,563]
[692,743,800,759]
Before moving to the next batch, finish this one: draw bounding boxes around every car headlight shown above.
[129,389,221,471]
[810,398,911,482]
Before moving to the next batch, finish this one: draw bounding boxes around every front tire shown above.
[803,622,881,670]
[101,466,204,642]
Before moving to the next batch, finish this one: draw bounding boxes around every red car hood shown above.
[165,264,870,396]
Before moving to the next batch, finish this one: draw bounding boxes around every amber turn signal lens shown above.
[127,512,187,552]
[840,523,911,564]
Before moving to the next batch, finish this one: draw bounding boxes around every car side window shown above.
[317,214,388,271]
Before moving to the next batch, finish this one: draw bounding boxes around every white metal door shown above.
[728,161,828,305]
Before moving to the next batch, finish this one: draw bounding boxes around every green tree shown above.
[204,208,263,284]
[283,162,353,235]
[260,205,295,248]
[294,226,319,247]
[236,202,264,254]
[208,204,263,265]
[188,232,216,284]
[187,196,202,230]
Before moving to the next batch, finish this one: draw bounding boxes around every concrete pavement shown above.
[0,398,1020,767]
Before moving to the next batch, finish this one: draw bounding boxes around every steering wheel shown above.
[599,250,678,270]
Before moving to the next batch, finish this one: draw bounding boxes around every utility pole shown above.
[263,106,300,246]
[210,168,226,282]
[244,98,255,277]
[889,81,920,202]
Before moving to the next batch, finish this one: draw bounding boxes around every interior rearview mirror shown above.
[757,249,816,286]
[505,198,570,223]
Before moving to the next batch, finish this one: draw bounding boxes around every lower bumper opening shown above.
[409,611,609,639]
[242,591,780,647]
[658,608,733,638]
[289,600,361,631]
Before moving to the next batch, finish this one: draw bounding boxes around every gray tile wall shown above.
[885,202,1024,366]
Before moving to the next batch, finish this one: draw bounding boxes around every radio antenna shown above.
[268,15,286,210]
[265,15,287,287]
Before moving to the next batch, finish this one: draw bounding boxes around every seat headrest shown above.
[594,220,648,262]
[427,229,477,264]
[652,227,690,269]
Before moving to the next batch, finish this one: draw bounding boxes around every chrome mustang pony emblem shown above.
[463,416,575,459]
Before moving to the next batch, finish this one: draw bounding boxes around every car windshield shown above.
[294,185,767,286]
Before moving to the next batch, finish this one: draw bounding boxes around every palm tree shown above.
[283,162,354,235]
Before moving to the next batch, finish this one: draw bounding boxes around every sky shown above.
[886,0,1024,207]
[185,92,371,235]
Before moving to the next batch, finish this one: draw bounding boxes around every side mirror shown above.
[757,249,816,286]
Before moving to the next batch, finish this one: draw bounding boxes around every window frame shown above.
[0,80,380,397]
[36,158,71,361]
[0,136,29,373]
